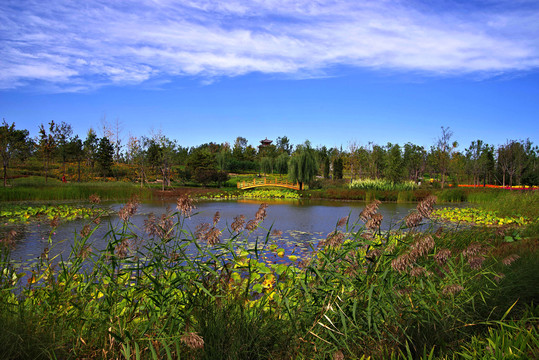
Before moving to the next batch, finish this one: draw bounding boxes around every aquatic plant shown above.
[432,207,532,226]
[0,204,105,223]
[349,178,418,191]
[0,195,537,359]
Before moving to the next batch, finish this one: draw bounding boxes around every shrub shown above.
[350,178,418,191]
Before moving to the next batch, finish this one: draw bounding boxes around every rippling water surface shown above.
[8,199,429,263]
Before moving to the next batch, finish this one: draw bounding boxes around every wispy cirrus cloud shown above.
[1,0,538,91]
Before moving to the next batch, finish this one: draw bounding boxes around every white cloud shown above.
[1,0,538,91]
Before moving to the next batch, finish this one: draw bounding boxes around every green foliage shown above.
[349,178,418,191]
[38,120,59,183]
[97,137,114,178]
[288,143,318,190]
[385,143,404,183]
[333,156,343,179]
[198,188,301,200]
[242,188,300,199]
[437,188,467,202]
[0,120,31,187]
[0,177,151,201]
[194,168,229,187]
[1,197,537,359]
[275,152,289,174]
[83,128,99,175]
[456,313,539,359]
[260,157,273,175]
[467,190,539,219]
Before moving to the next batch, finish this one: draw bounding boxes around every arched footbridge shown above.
[237,178,300,190]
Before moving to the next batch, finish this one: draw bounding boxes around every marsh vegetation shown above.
[1,193,537,359]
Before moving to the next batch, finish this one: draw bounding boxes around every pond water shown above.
[7,199,429,264]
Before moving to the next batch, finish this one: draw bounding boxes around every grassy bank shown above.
[0,176,152,202]
[1,197,537,359]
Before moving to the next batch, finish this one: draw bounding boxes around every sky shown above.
[1,0,538,151]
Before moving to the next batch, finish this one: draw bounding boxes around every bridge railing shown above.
[237,177,300,190]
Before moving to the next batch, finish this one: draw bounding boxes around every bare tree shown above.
[114,117,123,162]
[99,114,114,140]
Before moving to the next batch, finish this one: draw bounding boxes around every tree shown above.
[0,120,30,186]
[275,136,293,155]
[38,120,58,183]
[275,152,289,174]
[403,143,426,182]
[521,139,538,186]
[385,143,404,183]
[333,157,343,180]
[127,136,147,187]
[55,121,73,178]
[216,150,227,172]
[479,144,495,186]
[260,157,273,176]
[113,117,123,162]
[369,144,386,179]
[194,168,229,187]
[449,151,467,185]
[498,140,526,187]
[232,136,248,160]
[465,140,485,185]
[347,141,362,180]
[435,126,457,189]
[315,146,330,179]
[96,137,114,178]
[84,128,99,175]
[323,156,330,179]
[288,142,318,190]
[147,136,177,190]
[67,135,84,182]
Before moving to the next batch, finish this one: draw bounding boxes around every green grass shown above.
[1,196,537,359]
[0,176,152,201]
[467,190,539,219]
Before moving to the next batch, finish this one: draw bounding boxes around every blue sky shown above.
[1,0,538,151]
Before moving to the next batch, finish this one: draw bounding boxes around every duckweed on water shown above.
[0,204,105,223]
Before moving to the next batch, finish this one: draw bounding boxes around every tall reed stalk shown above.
[0,195,537,359]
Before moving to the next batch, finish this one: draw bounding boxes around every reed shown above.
[0,196,537,359]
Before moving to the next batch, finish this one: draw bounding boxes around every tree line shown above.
[1,120,537,189]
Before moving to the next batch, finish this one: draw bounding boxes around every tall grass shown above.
[350,178,418,191]
[468,190,539,219]
[0,176,152,202]
[0,196,537,359]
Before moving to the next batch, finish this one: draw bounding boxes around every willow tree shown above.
[260,157,273,176]
[288,142,317,190]
[275,152,289,174]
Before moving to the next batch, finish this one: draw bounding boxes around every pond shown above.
[6,199,430,264]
